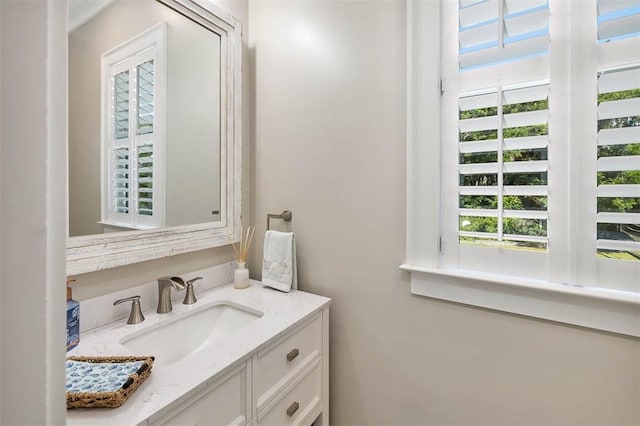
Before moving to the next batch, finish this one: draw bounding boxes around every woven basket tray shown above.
[66,355,154,409]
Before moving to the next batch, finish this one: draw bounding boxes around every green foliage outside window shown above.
[457,89,639,257]
[596,89,640,260]
[458,96,549,249]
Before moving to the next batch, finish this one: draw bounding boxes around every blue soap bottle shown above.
[66,278,80,351]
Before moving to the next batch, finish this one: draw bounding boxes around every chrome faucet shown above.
[156,276,185,313]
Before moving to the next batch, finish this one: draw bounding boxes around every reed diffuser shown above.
[232,225,255,289]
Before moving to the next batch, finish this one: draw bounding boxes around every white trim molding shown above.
[401,264,640,337]
[1,0,67,423]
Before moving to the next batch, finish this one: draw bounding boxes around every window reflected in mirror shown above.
[68,0,222,237]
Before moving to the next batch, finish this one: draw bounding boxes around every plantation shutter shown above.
[103,25,164,229]
[111,69,131,222]
[458,83,549,249]
[137,60,154,135]
[109,58,156,223]
[101,23,167,229]
[114,71,130,140]
[137,144,154,216]
[596,66,640,259]
[450,0,551,259]
[113,147,130,214]
[458,0,549,70]
[597,0,640,42]
[592,0,640,267]
[134,59,155,222]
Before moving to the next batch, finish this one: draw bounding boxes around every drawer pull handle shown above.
[286,401,300,417]
[286,348,299,362]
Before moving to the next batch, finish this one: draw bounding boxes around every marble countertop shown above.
[66,281,331,426]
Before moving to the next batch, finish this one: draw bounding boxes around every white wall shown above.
[248,0,640,424]
[0,0,67,424]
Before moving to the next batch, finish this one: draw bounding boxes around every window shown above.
[404,0,640,336]
[101,23,166,229]
[440,0,555,280]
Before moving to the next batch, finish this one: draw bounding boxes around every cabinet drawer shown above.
[157,366,247,426]
[255,313,322,409]
[257,360,322,426]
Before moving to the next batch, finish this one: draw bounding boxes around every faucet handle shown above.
[183,277,203,305]
[113,295,145,324]
[166,276,186,290]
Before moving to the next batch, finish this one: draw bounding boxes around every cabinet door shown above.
[158,366,247,426]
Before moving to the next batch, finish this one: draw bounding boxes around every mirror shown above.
[69,0,222,236]
[67,0,242,275]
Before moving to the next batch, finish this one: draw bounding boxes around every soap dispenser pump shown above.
[66,277,80,351]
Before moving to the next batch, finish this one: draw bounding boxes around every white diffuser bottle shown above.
[233,226,255,290]
[234,261,250,289]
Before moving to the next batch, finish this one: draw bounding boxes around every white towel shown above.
[262,230,297,292]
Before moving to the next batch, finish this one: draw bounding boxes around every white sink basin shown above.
[120,302,262,366]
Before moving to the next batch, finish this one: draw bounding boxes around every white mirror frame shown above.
[67,0,242,275]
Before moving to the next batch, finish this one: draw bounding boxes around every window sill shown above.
[399,263,640,337]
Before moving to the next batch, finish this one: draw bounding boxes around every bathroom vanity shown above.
[66,281,330,426]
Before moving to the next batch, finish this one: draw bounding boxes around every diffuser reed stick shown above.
[232,225,255,263]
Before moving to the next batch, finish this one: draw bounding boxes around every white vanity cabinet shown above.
[66,283,330,426]
[149,309,329,426]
